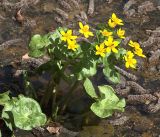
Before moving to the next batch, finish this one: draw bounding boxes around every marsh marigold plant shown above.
[28,13,146,119]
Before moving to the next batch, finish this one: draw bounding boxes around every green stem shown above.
[56,80,79,115]
[40,74,56,106]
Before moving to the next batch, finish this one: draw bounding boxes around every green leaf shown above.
[29,35,44,50]
[0,91,10,106]
[98,85,118,100]
[28,49,45,58]
[115,48,126,60]
[12,95,46,130]
[28,34,51,58]
[1,99,17,131]
[90,85,126,118]
[42,34,52,47]
[77,60,97,80]
[50,27,63,41]
[103,66,120,84]
[2,95,46,131]
[83,78,98,98]
[29,34,51,50]
[91,101,113,118]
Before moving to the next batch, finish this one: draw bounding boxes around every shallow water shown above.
[0,0,160,136]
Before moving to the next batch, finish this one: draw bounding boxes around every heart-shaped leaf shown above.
[90,85,126,118]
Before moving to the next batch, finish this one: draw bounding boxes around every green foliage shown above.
[115,48,127,60]
[0,91,10,106]
[90,85,126,118]
[102,56,120,84]
[103,66,120,84]
[28,34,51,58]
[0,92,46,131]
[77,60,97,80]
[27,17,131,119]
[83,78,98,98]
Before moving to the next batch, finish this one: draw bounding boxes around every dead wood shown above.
[115,66,138,81]
[127,94,157,104]
[88,0,95,16]
[0,39,23,51]
[126,81,148,94]
[54,8,69,20]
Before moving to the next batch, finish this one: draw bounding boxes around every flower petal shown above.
[60,31,65,35]
[79,22,83,29]
[106,47,111,53]
[112,48,118,53]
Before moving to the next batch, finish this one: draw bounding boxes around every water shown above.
[0,0,160,136]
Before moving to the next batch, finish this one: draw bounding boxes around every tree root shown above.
[126,81,148,94]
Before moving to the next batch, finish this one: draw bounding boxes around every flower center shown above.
[83,26,89,32]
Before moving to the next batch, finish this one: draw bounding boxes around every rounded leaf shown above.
[12,96,46,130]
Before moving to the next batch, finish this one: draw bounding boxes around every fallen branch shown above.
[109,116,130,126]
[127,94,157,104]
[88,0,95,16]
[54,8,69,20]
[115,66,138,81]
[58,0,72,12]
[0,39,22,51]
[115,86,131,97]
[1,0,39,9]
[126,81,148,94]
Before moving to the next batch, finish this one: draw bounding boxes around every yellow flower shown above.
[134,47,146,58]
[100,29,113,37]
[117,28,125,39]
[128,40,146,58]
[125,51,134,58]
[95,43,106,57]
[67,40,78,51]
[60,30,77,42]
[79,22,94,38]
[128,40,140,49]
[108,19,116,28]
[104,36,119,53]
[111,13,124,26]
[124,51,137,68]
[108,13,124,28]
